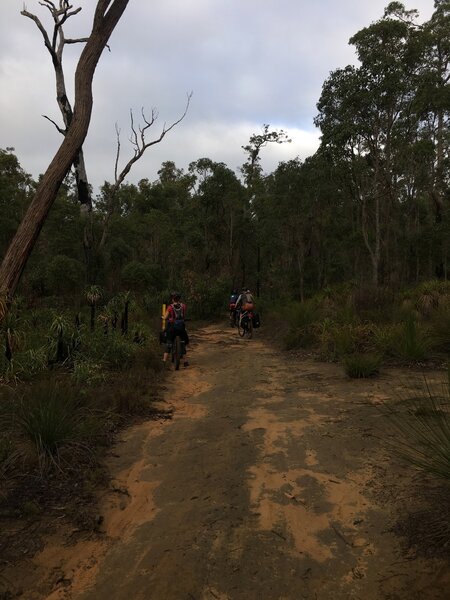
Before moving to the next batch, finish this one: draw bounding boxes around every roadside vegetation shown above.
[279,280,450,375]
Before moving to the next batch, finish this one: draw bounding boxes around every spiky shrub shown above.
[285,299,322,329]
[414,280,450,318]
[373,324,397,357]
[283,326,316,350]
[15,347,48,379]
[350,285,396,322]
[15,381,99,470]
[343,353,381,378]
[324,323,375,359]
[81,330,137,371]
[281,300,322,350]
[48,313,75,364]
[85,285,102,332]
[384,371,450,481]
[73,359,104,386]
[395,315,431,361]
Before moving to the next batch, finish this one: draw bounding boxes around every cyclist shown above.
[235,288,255,314]
[229,288,239,326]
[162,291,189,367]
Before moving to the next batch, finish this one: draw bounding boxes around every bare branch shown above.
[129,109,139,152]
[65,37,89,44]
[99,92,192,250]
[42,114,66,135]
[39,1,57,14]
[58,6,82,28]
[114,123,121,183]
[21,10,54,55]
[122,92,192,182]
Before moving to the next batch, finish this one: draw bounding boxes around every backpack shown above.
[171,303,185,329]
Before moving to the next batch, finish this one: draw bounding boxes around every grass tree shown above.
[86,285,102,332]
[49,314,72,363]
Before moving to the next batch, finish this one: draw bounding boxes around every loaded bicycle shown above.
[170,329,186,370]
[237,309,254,339]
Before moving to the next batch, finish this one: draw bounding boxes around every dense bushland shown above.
[279,280,450,373]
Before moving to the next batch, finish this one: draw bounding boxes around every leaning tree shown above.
[21,1,99,276]
[0,0,130,304]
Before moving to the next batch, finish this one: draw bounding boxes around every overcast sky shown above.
[0,0,435,194]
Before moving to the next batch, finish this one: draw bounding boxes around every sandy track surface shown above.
[10,324,450,599]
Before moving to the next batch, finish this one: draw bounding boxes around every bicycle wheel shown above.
[238,315,246,337]
[247,316,253,339]
[174,336,182,370]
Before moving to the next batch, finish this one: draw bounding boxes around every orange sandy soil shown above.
[1,324,449,599]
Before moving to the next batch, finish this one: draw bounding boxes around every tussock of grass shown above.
[394,316,431,362]
[343,353,381,378]
[13,381,101,471]
[384,373,450,481]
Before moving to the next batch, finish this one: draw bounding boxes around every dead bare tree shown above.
[98,92,192,250]
[0,0,130,302]
[21,1,97,274]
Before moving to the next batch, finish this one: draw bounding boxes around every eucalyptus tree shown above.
[416,1,450,222]
[241,125,291,295]
[410,1,450,278]
[0,149,32,258]
[316,12,419,286]
[188,158,246,278]
[0,0,130,304]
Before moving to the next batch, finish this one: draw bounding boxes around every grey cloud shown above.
[0,0,435,191]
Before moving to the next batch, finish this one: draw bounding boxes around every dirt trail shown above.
[10,324,450,599]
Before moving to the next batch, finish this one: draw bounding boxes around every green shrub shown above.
[384,373,450,481]
[343,353,381,378]
[99,334,137,370]
[15,380,100,468]
[73,359,105,386]
[182,276,230,319]
[283,326,316,350]
[121,261,162,293]
[15,347,48,378]
[428,307,450,354]
[284,299,321,329]
[46,255,84,296]
[415,280,450,315]
[395,316,431,361]
[373,324,397,357]
[321,323,374,359]
[78,330,137,371]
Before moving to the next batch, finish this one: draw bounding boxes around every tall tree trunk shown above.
[0,0,130,301]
